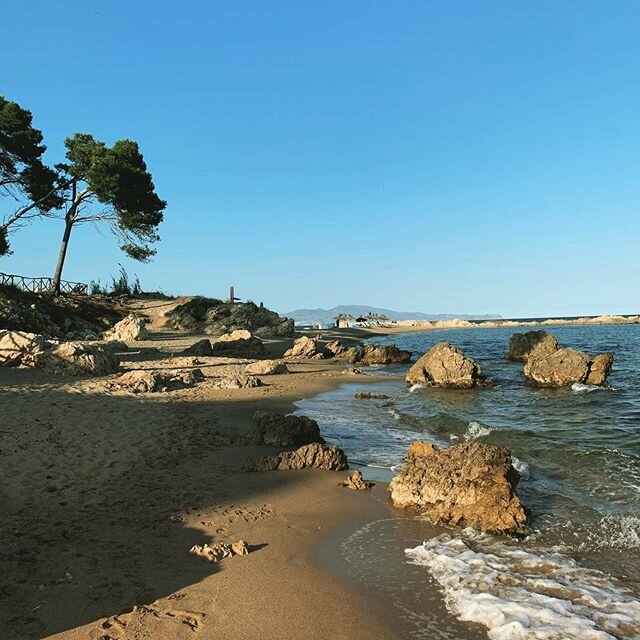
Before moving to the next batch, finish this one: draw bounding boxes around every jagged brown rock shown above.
[214,374,262,389]
[339,469,374,490]
[586,352,614,386]
[283,336,323,359]
[34,342,122,376]
[247,443,348,472]
[389,440,527,535]
[506,330,559,362]
[181,339,213,356]
[524,347,614,387]
[102,314,149,342]
[106,368,205,393]
[406,342,489,388]
[190,540,249,563]
[354,391,390,399]
[210,331,265,356]
[360,344,411,365]
[245,359,289,375]
[246,411,324,447]
[0,331,51,367]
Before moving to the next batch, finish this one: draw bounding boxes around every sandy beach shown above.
[0,323,459,640]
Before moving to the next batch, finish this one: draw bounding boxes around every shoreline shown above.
[1,328,452,640]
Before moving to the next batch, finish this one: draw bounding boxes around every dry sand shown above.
[0,328,405,640]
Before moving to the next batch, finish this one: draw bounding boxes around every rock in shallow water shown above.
[524,347,613,387]
[406,342,489,388]
[506,330,559,362]
[388,440,528,535]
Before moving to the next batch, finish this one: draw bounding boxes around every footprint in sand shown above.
[93,603,205,639]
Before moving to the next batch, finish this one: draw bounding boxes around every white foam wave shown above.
[511,455,530,480]
[388,408,401,421]
[409,383,425,393]
[406,531,640,640]
[463,420,493,441]
[579,515,640,551]
[571,382,600,393]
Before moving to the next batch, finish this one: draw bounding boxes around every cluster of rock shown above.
[354,391,390,400]
[507,330,614,387]
[245,359,289,375]
[190,540,249,563]
[105,368,205,393]
[406,342,489,388]
[181,330,265,357]
[213,374,262,389]
[102,314,149,342]
[0,330,124,375]
[283,336,410,365]
[165,297,294,337]
[389,440,528,535]
[244,411,352,473]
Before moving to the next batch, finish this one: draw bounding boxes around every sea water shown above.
[295,324,640,639]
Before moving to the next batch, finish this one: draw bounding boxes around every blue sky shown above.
[2,0,639,317]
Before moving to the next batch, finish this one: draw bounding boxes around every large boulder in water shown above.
[246,411,324,447]
[360,344,411,365]
[506,330,558,362]
[406,342,488,388]
[524,347,613,387]
[388,440,528,535]
[586,352,614,386]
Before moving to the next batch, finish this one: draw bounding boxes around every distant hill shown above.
[283,305,502,326]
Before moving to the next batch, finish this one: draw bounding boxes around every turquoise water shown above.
[296,325,640,639]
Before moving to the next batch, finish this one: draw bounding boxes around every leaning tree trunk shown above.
[51,213,74,295]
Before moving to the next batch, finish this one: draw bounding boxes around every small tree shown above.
[0,96,62,255]
[51,133,166,293]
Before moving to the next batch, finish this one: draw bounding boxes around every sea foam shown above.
[406,531,640,640]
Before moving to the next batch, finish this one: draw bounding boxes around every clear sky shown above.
[2,0,639,317]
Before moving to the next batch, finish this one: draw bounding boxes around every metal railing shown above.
[0,272,88,295]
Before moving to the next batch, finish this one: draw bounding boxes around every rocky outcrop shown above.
[245,359,289,375]
[506,330,559,362]
[181,339,213,356]
[34,342,122,376]
[245,411,324,447]
[102,314,148,342]
[406,343,488,388]
[210,331,265,356]
[165,297,294,337]
[324,340,362,363]
[586,352,614,386]
[214,374,262,389]
[0,331,51,367]
[524,347,613,387]
[190,540,249,563]
[354,391,390,400]
[339,469,374,490]
[106,368,205,393]
[247,443,348,472]
[360,344,411,365]
[283,336,323,359]
[388,440,527,535]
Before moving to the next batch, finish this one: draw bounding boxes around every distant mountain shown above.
[283,305,502,326]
